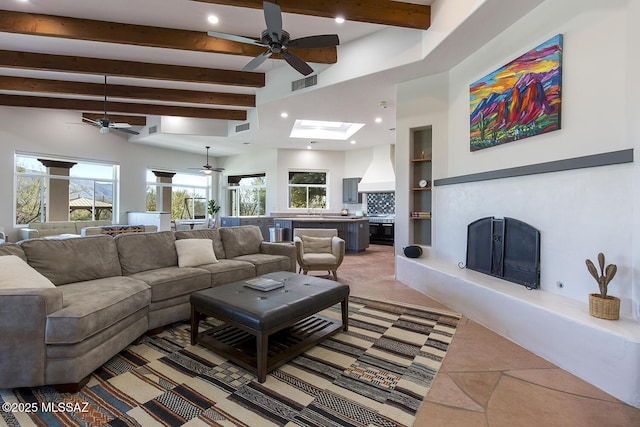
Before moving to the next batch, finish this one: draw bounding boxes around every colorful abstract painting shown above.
[470,34,563,151]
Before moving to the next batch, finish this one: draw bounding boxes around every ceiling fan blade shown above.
[263,1,283,41]
[288,34,340,49]
[242,50,272,71]
[207,31,266,47]
[110,123,132,128]
[282,50,314,76]
[81,116,100,126]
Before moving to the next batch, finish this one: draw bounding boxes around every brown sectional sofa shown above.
[0,225,295,390]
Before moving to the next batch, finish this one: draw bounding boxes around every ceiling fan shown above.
[190,146,225,174]
[207,1,339,76]
[82,76,139,135]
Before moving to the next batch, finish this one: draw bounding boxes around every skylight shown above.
[290,119,364,140]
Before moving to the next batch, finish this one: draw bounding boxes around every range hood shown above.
[358,145,396,193]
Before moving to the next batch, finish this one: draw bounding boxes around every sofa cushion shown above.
[232,253,292,276]
[174,228,226,260]
[0,243,27,261]
[219,225,263,259]
[0,255,55,289]
[115,231,178,275]
[45,276,151,344]
[196,259,256,287]
[28,221,77,237]
[130,267,210,302]
[301,235,333,254]
[21,235,122,285]
[175,239,218,267]
[300,253,338,266]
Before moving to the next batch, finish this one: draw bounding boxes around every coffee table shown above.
[190,271,349,382]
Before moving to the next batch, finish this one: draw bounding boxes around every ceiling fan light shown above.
[202,169,213,175]
[99,127,110,134]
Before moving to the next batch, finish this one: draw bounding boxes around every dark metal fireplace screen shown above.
[466,217,540,289]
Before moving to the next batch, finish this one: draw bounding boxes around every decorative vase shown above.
[588,293,620,320]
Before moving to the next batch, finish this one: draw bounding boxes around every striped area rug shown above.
[1,296,460,427]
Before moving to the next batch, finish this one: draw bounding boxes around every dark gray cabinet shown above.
[347,221,369,252]
[220,217,274,240]
[342,178,362,203]
[275,218,369,252]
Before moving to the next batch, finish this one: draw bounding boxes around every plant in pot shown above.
[207,199,221,228]
[585,253,619,320]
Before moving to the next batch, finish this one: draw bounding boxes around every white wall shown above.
[217,146,383,215]
[396,0,639,318]
[0,106,212,241]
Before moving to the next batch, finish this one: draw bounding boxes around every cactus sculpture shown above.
[585,253,617,299]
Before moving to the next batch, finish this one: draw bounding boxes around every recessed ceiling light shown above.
[350,140,357,145]
[335,17,345,24]
[307,145,312,149]
[375,117,382,123]
[280,112,288,118]
[207,15,219,24]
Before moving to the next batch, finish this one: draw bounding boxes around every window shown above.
[288,171,327,209]
[14,153,118,226]
[146,171,210,220]
[227,174,266,216]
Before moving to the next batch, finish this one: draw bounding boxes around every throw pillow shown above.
[0,255,55,289]
[301,235,333,254]
[175,239,218,267]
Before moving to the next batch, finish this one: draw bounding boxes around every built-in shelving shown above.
[410,127,432,245]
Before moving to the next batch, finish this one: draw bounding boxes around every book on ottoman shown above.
[244,277,284,291]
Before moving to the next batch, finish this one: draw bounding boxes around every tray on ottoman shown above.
[190,271,349,382]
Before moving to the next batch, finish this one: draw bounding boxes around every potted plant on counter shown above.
[207,199,221,228]
[585,252,619,320]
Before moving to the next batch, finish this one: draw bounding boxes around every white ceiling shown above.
[0,0,543,157]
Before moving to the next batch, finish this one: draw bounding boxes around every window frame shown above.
[225,174,267,217]
[145,170,211,221]
[14,152,119,226]
[287,170,329,210]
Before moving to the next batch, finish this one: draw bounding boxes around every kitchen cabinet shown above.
[342,178,362,203]
[220,217,274,240]
[275,217,369,252]
[347,221,369,252]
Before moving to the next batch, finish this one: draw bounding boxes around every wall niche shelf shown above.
[410,126,433,246]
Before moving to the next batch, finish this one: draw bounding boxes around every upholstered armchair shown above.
[293,228,345,281]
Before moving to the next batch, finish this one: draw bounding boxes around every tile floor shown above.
[330,244,640,427]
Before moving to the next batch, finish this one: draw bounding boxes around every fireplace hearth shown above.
[466,217,540,289]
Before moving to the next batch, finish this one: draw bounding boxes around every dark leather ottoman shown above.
[190,271,349,382]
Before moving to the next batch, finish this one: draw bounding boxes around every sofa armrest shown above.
[261,241,297,272]
[20,228,39,240]
[0,288,64,388]
[81,226,101,237]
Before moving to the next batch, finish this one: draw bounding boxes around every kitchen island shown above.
[273,217,369,252]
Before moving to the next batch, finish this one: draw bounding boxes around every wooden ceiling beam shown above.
[82,113,147,126]
[0,76,256,107]
[0,10,336,64]
[190,0,431,30]
[0,94,248,121]
[0,50,265,87]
